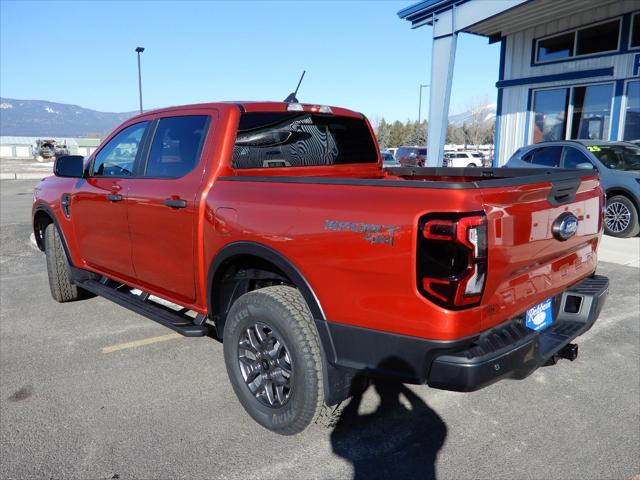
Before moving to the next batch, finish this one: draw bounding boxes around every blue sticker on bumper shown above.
[526,298,553,332]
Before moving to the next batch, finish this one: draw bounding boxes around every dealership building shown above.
[399,0,640,165]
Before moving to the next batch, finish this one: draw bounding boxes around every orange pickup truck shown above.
[33,101,608,434]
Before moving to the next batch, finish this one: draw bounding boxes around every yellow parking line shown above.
[102,333,182,353]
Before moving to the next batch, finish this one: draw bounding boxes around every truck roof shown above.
[131,101,363,119]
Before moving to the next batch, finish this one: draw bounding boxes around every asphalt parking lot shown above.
[1,179,638,480]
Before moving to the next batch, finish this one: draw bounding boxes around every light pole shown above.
[135,47,145,114]
[418,84,430,124]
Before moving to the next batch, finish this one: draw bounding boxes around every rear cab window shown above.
[232,112,378,169]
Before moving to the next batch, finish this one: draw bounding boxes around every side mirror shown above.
[54,155,85,178]
[575,162,595,170]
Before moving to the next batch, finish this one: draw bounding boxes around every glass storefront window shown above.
[570,84,613,140]
[532,88,569,143]
[623,81,640,142]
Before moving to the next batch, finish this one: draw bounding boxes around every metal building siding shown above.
[504,1,638,80]
[495,1,639,165]
[497,86,529,165]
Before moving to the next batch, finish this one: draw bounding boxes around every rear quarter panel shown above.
[205,180,490,340]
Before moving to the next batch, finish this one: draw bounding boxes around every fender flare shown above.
[33,204,72,262]
[206,241,326,321]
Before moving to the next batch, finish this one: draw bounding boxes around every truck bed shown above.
[210,166,602,340]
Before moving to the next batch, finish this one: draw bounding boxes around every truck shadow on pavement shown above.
[330,377,447,480]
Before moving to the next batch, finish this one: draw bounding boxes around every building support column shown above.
[427,33,457,167]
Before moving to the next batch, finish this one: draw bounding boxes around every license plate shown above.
[525,298,553,332]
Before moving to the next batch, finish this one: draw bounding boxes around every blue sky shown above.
[0,1,499,121]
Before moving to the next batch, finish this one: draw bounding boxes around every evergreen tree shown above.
[376,118,391,149]
[388,121,406,148]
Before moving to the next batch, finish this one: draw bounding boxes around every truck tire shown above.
[466,163,477,167]
[604,195,640,238]
[223,285,325,435]
[44,224,93,302]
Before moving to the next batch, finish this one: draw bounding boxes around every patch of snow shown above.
[0,103,13,109]
[44,106,59,114]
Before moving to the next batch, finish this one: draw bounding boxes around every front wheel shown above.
[604,195,639,238]
[466,163,477,167]
[223,286,325,435]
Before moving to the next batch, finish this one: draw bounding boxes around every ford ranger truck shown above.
[32,102,609,435]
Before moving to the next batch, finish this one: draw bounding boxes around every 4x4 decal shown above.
[324,220,400,246]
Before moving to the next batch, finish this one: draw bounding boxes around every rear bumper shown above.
[427,275,609,391]
[322,275,608,400]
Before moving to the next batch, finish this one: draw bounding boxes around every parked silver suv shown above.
[505,140,640,238]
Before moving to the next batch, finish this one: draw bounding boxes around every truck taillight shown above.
[417,212,487,309]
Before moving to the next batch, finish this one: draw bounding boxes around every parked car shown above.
[444,151,484,167]
[382,147,398,159]
[396,146,427,167]
[33,101,607,435]
[381,151,400,167]
[505,140,640,238]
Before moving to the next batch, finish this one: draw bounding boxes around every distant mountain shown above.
[448,104,496,128]
[0,97,498,137]
[0,98,136,137]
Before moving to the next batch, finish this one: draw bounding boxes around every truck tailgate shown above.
[479,176,602,330]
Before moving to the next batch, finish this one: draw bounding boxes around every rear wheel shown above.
[44,224,93,302]
[223,285,325,435]
[466,163,477,167]
[604,195,639,238]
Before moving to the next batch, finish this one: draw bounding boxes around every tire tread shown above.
[44,224,81,302]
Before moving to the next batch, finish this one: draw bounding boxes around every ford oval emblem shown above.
[552,212,579,241]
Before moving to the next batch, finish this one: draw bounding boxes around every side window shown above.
[563,147,592,169]
[145,115,209,178]
[531,146,562,167]
[521,150,535,162]
[92,122,148,177]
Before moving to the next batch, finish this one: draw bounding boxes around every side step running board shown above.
[78,279,208,337]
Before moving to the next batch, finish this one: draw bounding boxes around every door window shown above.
[570,84,613,139]
[92,122,148,177]
[562,147,592,169]
[145,115,209,178]
[530,146,562,167]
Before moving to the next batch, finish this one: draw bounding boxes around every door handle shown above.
[106,193,123,202]
[164,198,187,209]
